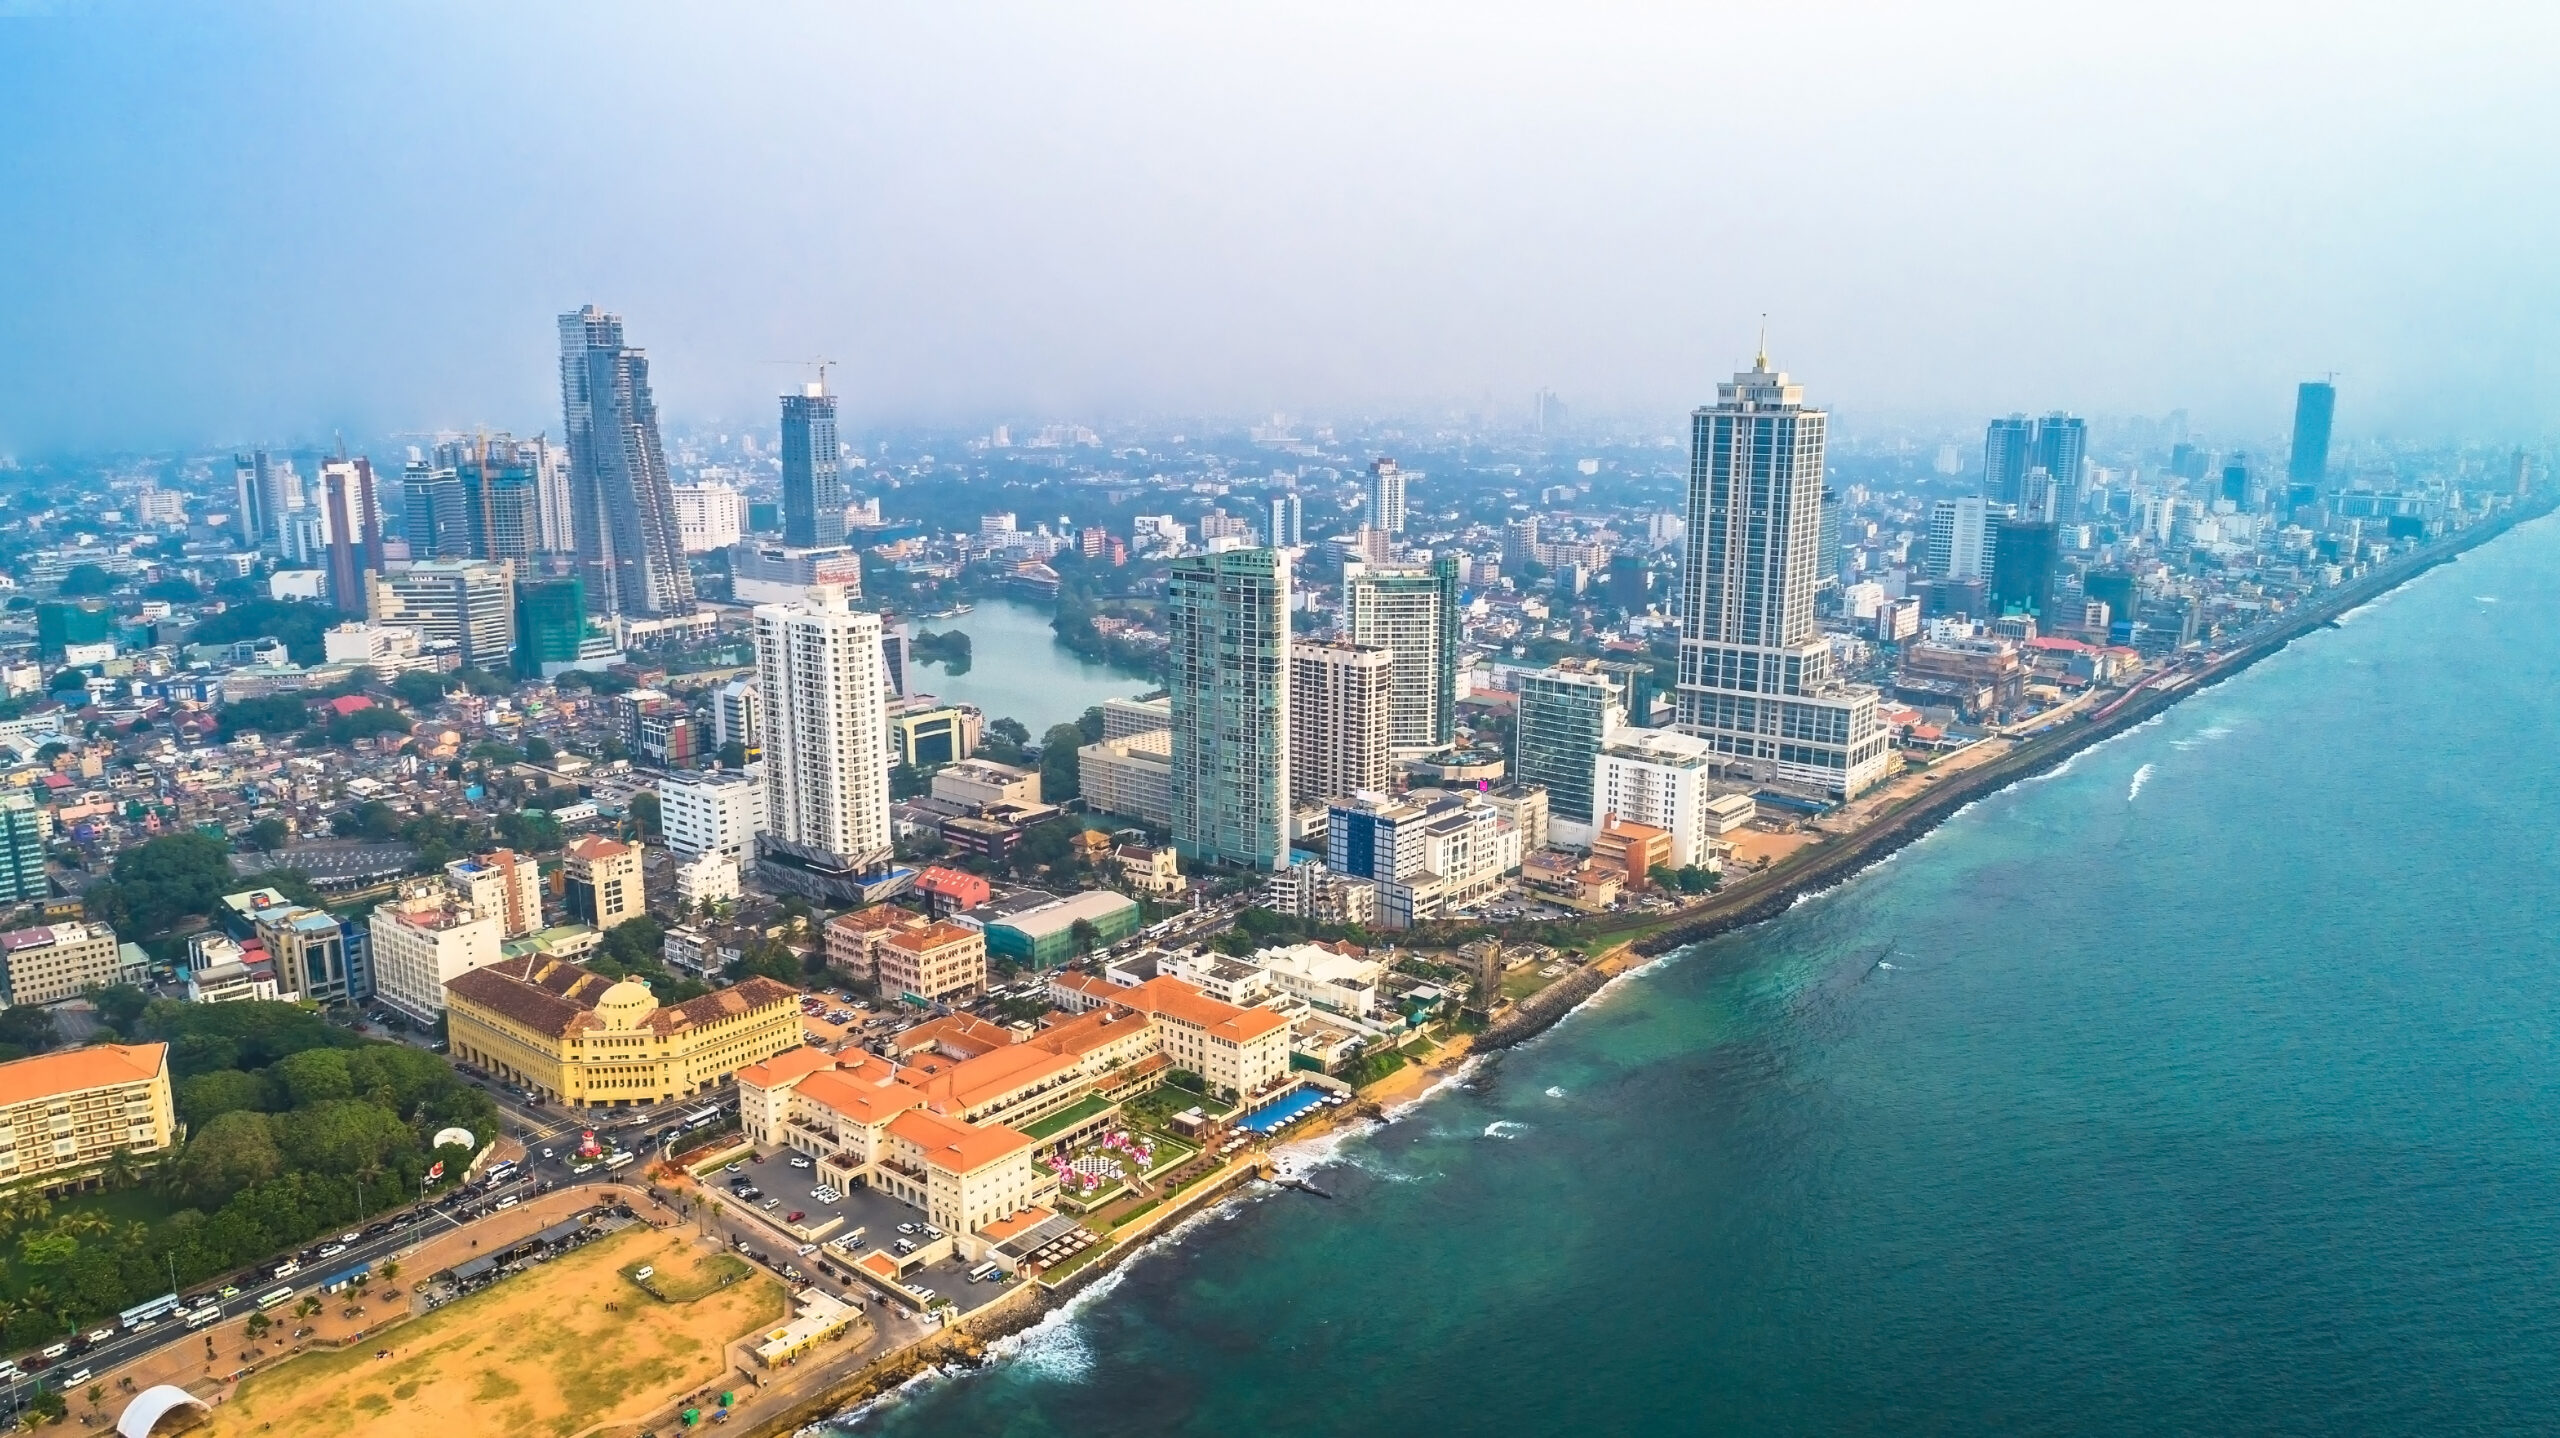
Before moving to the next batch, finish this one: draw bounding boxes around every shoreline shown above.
[760,492,2554,1434]
[1483,490,2558,1050]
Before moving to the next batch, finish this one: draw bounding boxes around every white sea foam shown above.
[1544,1085,1566,1098]
[2477,595,2499,603]
[1482,1120,1527,1140]
[2127,762,2155,801]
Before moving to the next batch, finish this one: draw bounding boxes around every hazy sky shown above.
[2,1,2554,453]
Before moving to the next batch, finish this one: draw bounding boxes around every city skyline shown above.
[2,6,2554,451]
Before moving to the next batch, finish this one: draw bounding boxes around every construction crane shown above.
[761,358,838,394]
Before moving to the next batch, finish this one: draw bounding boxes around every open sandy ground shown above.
[197,1224,785,1438]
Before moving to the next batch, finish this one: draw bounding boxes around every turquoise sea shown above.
[845,514,2560,1436]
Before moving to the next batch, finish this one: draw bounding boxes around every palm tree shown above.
[101,1147,142,1191]
[380,1261,401,1285]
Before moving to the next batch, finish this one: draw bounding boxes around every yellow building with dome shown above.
[443,954,803,1109]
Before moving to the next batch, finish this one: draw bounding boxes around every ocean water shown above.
[844,514,2560,1436]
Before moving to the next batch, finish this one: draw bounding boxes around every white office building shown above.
[753,585,892,872]
[1595,728,1724,870]
[713,678,762,757]
[658,769,767,862]
[1925,496,1990,580]
[672,481,745,552]
[368,883,504,1023]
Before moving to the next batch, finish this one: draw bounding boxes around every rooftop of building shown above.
[879,921,983,955]
[445,954,798,1041]
[563,835,636,863]
[1118,975,1291,1044]
[0,1042,167,1109]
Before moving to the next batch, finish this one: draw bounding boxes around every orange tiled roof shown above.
[736,1046,837,1089]
[888,1106,1034,1175]
[1119,976,1290,1044]
[0,1042,166,1109]
[912,1042,1081,1114]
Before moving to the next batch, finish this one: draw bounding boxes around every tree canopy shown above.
[80,832,235,936]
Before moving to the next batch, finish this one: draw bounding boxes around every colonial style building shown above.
[444,956,800,1108]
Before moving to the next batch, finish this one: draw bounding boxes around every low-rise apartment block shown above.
[875,921,988,1006]
[0,1042,177,1190]
[0,922,128,1007]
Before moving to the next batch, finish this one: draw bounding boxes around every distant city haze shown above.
[1,1,2553,450]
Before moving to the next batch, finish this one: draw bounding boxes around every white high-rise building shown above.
[1367,458,1408,536]
[713,678,763,757]
[658,770,767,863]
[673,481,745,552]
[753,585,892,872]
[1269,492,1303,548]
[1673,351,1889,798]
[1924,496,1990,580]
[1289,640,1392,808]
[1595,728,1723,870]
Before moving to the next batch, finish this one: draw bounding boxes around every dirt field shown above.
[198,1225,785,1438]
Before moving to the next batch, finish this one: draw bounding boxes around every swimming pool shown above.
[1235,1087,1328,1134]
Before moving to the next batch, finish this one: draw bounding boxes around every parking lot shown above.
[709,1152,1022,1316]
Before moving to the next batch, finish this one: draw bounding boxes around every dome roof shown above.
[593,977,658,1029]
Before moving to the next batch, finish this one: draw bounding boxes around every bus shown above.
[604,1152,637,1171]
[678,1107,721,1132]
[185,1306,223,1329]
[118,1293,181,1331]
[255,1287,295,1311]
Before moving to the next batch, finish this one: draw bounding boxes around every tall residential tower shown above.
[558,306,695,619]
[752,585,891,877]
[1344,555,1460,754]
[1168,548,1291,870]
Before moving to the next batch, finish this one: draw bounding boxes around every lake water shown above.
[904,598,1156,735]
[840,510,2560,1436]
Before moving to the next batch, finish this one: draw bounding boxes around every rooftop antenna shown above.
[1755,315,1769,370]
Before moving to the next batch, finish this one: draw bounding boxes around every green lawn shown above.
[1022,1093,1119,1141]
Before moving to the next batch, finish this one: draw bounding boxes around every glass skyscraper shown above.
[1169,548,1291,871]
[1514,665,1621,843]
[1673,353,1889,799]
[1983,414,2034,509]
[2288,380,2336,491]
[2033,413,2087,520]
[780,384,846,548]
[558,305,695,618]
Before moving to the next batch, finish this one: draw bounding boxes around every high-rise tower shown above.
[1168,548,1291,870]
[2288,380,2336,492]
[2033,413,2087,521]
[1368,458,1408,537]
[1983,415,2034,510]
[1268,491,1303,548]
[1345,555,1459,754]
[1924,496,1989,580]
[1673,351,1888,799]
[780,383,845,548]
[1288,640,1392,808]
[752,585,891,875]
[558,306,695,619]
